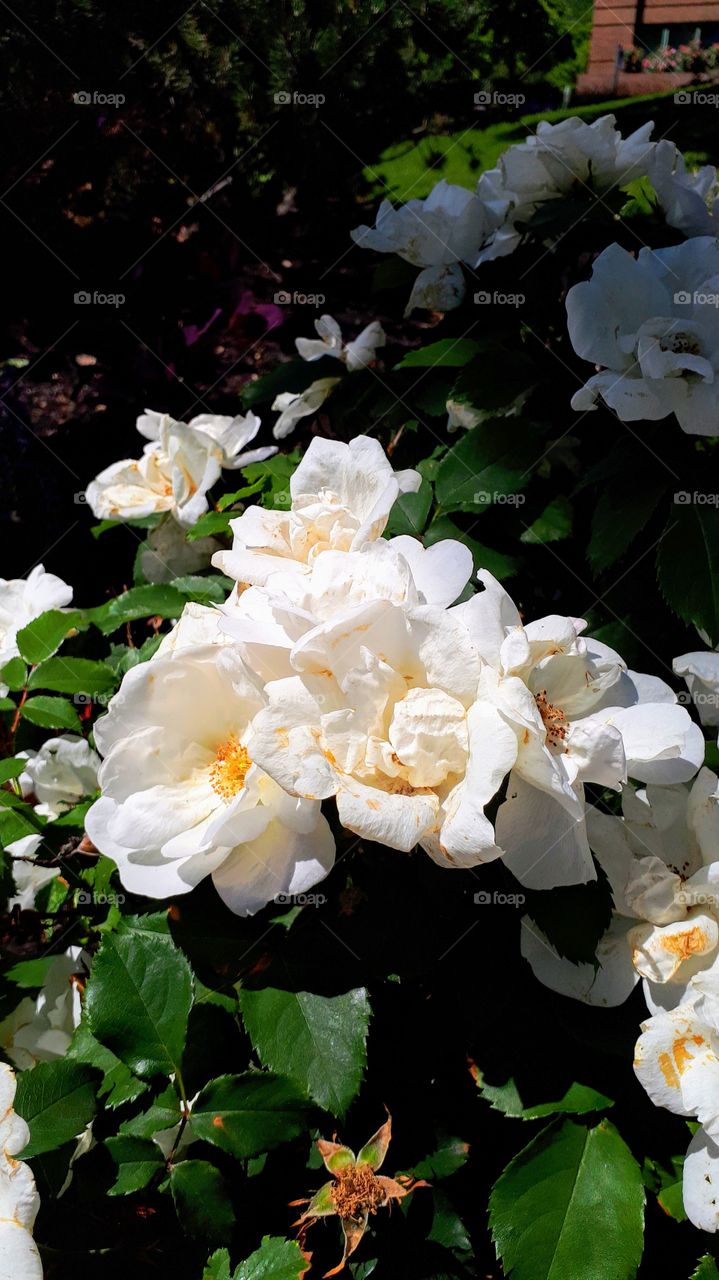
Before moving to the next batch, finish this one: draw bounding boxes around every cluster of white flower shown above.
[84,435,702,919]
[0,566,73,694]
[271,315,386,440]
[0,1063,42,1280]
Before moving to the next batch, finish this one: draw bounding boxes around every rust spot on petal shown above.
[658,1051,680,1090]
[662,926,709,960]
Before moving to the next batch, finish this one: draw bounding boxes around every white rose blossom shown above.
[19,736,100,820]
[566,237,719,435]
[522,768,719,1008]
[351,179,492,315]
[86,409,276,526]
[451,572,703,889]
[476,115,655,264]
[84,605,335,916]
[648,139,719,239]
[0,947,84,1070]
[212,435,421,588]
[0,1063,43,1280]
[6,835,59,912]
[0,565,73,692]
[295,315,386,372]
[633,972,719,1232]
[674,649,719,731]
[271,378,341,440]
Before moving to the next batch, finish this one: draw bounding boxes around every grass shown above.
[362,88,717,201]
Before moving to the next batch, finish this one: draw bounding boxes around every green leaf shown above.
[450,342,537,415]
[170,1159,235,1246]
[16,609,86,665]
[69,1019,149,1109]
[692,1258,719,1279]
[587,473,666,572]
[190,1073,311,1159]
[170,575,232,605]
[1,657,27,691]
[521,496,573,546]
[216,478,266,510]
[0,758,26,783]
[92,514,163,538]
[118,1084,181,1138]
[657,502,719,646]
[87,584,188,635]
[477,1076,613,1120]
[435,420,538,513]
[411,1134,470,1180]
[489,1118,645,1280]
[424,516,519,581]
[187,511,234,541]
[384,477,433,537]
[20,696,82,731]
[105,636,162,677]
[14,1059,98,1157]
[239,987,370,1118]
[105,1135,164,1195]
[85,926,193,1078]
[4,956,56,988]
[28,656,117,696]
[204,1251,232,1280]
[396,339,479,369]
[233,1236,310,1280]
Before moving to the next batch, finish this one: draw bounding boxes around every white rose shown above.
[0,1063,42,1280]
[19,736,100,820]
[296,315,386,372]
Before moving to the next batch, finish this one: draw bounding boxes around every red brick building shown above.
[577,0,719,94]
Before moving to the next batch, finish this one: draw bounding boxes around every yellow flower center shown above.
[210,734,251,800]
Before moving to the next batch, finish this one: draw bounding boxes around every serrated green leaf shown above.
[0,758,26,783]
[477,1075,613,1120]
[171,1159,235,1245]
[450,342,537,415]
[28,657,117,696]
[204,1250,232,1280]
[521,496,573,546]
[190,1073,311,1159]
[239,987,370,1118]
[105,636,162,677]
[20,696,82,731]
[69,1019,149,1109]
[16,609,86,665]
[170,575,231,605]
[233,1236,310,1280]
[435,420,538,513]
[118,1084,180,1138]
[396,339,479,369]
[187,511,235,541]
[105,1135,164,1195]
[490,1118,645,1280]
[692,1257,719,1279]
[1,657,27,691]
[4,956,56,988]
[87,584,188,635]
[657,503,719,645]
[411,1135,470,1180]
[587,473,666,572]
[85,927,193,1079]
[14,1059,98,1157]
